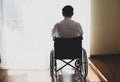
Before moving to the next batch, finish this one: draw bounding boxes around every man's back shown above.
[55,17,83,38]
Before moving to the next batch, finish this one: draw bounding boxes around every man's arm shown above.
[51,23,58,37]
[76,23,83,36]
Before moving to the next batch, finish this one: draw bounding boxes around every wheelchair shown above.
[50,36,88,82]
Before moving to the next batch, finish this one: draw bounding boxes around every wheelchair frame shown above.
[50,37,88,82]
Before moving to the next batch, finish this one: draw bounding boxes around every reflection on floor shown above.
[0,61,107,82]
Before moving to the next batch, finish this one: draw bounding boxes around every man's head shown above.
[62,5,74,17]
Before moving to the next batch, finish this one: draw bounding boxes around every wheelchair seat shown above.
[54,36,83,59]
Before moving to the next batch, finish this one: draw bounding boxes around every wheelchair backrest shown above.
[54,36,83,59]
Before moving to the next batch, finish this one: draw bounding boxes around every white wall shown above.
[91,0,120,55]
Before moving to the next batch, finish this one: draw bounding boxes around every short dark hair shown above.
[62,5,74,17]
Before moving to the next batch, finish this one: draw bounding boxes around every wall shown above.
[91,0,120,55]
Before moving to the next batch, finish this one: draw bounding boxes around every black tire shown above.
[81,48,88,81]
[82,48,88,77]
[50,51,55,82]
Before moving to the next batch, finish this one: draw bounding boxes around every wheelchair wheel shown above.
[50,51,55,82]
[81,48,88,81]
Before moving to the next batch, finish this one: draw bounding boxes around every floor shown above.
[0,60,107,82]
[90,55,120,82]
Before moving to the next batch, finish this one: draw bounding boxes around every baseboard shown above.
[90,54,120,58]
[88,60,108,82]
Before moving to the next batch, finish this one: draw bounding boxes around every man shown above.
[52,5,83,38]
[50,5,84,71]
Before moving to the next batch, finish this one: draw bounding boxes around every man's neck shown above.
[64,17,71,20]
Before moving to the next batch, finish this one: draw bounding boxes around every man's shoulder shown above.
[54,22,60,26]
[70,20,81,26]
[71,20,80,24]
[55,19,81,26]
[55,20,64,25]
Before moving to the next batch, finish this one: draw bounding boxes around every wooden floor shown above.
[90,55,120,82]
[0,61,107,82]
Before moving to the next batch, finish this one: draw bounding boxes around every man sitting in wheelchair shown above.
[50,5,88,82]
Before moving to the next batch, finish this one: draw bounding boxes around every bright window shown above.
[1,0,90,69]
